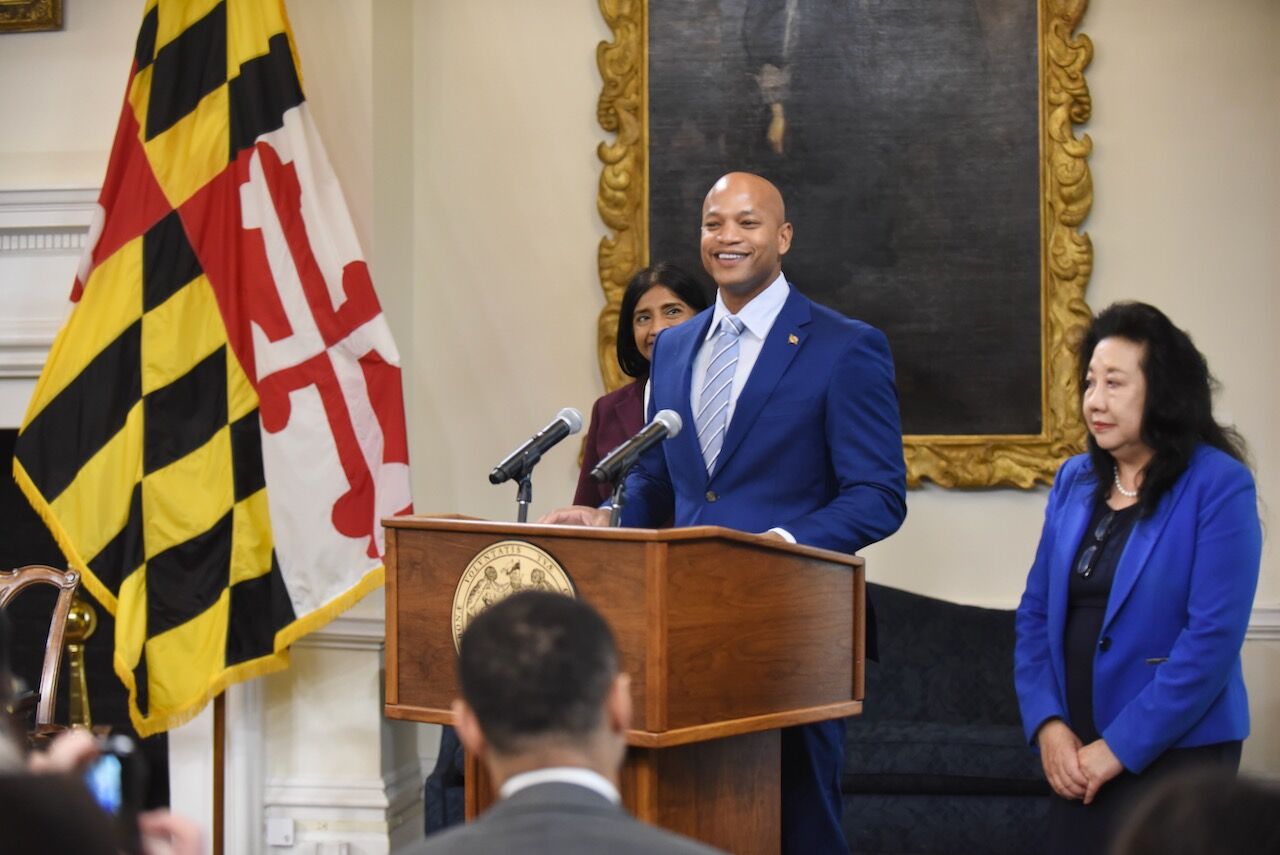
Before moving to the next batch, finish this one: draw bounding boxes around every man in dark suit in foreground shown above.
[545,172,908,853]
[421,591,723,855]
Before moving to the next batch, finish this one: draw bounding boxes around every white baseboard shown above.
[263,761,424,855]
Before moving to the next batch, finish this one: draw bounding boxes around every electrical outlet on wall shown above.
[265,817,294,847]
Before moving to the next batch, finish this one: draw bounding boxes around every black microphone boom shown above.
[590,410,683,485]
[489,407,584,485]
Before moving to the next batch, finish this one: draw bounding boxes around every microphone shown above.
[590,409,682,485]
[489,407,584,484]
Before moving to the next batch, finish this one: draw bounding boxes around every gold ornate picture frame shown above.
[594,0,1094,488]
[0,0,63,33]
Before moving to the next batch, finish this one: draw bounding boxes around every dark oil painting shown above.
[648,0,1041,436]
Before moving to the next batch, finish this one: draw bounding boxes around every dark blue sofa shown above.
[841,583,1050,854]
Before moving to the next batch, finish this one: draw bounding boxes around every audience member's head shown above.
[1109,767,1280,855]
[616,262,709,378]
[452,591,630,784]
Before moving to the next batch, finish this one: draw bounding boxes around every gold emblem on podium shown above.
[451,540,575,650]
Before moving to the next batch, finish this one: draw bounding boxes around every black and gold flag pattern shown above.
[14,0,411,736]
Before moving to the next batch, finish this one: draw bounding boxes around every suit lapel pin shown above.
[788,333,799,345]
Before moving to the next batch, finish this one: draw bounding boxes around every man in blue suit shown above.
[547,172,907,852]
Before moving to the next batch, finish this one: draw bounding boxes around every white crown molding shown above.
[0,229,87,254]
[0,187,99,226]
[0,316,64,379]
[0,187,93,380]
[0,188,97,257]
[294,612,386,651]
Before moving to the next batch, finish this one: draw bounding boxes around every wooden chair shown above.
[0,565,80,728]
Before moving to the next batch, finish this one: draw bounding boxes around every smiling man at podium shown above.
[543,172,908,854]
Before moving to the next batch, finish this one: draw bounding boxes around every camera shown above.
[84,733,147,852]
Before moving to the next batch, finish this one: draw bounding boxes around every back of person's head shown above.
[457,591,619,756]
[1079,301,1248,512]
[1110,767,1280,855]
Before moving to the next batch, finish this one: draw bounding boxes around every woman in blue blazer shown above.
[1015,302,1261,854]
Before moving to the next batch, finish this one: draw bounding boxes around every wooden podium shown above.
[383,516,865,854]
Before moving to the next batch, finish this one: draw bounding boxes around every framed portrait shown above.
[0,0,62,33]
[594,0,1094,487]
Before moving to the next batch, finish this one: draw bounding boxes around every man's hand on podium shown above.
[539,505,611,526]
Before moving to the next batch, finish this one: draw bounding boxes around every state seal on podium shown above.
[451,540,575,651]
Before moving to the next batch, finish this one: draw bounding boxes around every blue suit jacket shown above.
[618,287,907,555]
[1014,446,1261,773]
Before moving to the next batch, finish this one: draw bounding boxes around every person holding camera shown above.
[1,608,203,855]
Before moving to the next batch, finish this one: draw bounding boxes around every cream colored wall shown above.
[0,0,1275,811]
[404,0,1280,772]
[0,2,137,188]
[409,1,610,522]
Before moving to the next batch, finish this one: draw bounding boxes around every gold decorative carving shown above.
[0,0,62,33]
[595,0,648,393]
[594,0,1094,488]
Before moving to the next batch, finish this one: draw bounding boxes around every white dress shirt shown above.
[689,272,796,543]
[499,766,621,804]
[690,272,790,424]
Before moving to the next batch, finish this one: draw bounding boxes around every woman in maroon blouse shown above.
[573,263,709,505]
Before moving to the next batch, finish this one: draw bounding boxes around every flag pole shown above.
[213,692,225,855]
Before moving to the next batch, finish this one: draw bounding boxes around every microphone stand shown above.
[516,473,533,523]
[608,471,628,527]
[501,450,541,523]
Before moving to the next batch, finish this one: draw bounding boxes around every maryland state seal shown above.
[451,540,574,650]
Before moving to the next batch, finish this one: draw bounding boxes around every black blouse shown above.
[1063,500,1141,744]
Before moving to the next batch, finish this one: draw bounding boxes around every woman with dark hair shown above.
[1014,301,1262,854]
[572,263,708,505]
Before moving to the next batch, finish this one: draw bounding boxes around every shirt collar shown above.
[706,272,790,341]
[499,766,621,804]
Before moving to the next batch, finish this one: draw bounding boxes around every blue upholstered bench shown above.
[841,584,1050,854]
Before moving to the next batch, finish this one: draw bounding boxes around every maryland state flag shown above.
[12,0,412,736]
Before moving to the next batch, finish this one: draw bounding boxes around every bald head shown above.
[700,172,793,312]
[704,172,787,222]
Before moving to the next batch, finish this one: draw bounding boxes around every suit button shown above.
[705,490,718,502]
[1099,636,1112,652]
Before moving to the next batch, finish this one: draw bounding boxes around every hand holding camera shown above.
[23,729,203,855]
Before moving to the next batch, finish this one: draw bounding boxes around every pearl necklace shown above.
[1113,466,1138,498]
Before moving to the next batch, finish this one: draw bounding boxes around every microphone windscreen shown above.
[557,407,584,434]
[654,409,682,438]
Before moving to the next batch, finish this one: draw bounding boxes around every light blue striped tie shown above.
[696,315,745,474]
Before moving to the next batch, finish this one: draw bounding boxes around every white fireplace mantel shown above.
[0,187,97,426]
